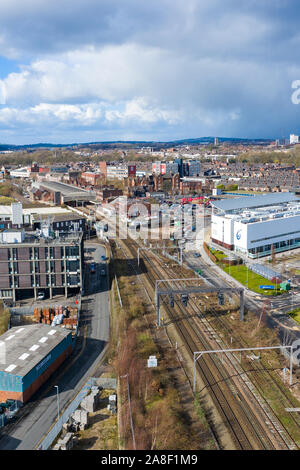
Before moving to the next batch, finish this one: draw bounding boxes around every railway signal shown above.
[218,292,224,306]
[155,279,245,326]
[181,294,189,307]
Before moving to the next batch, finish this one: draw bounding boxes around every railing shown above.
[37,379,93,450]
[37,376,114,450]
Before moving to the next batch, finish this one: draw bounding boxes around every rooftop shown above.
[211,192,299,212]
[0,324,71,377]
[0,230,82,246]
[0,205,73,217]
[38,181,96,202]
[39,181,88,194]
[31,213,84,223]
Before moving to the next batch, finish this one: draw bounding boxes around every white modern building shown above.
[9,167,31,178]
[211,192,300,258]
[290,134,299,145]
[106,166,128,179]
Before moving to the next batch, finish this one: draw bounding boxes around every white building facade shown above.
[290,134,299,145]
[211,193,300,258]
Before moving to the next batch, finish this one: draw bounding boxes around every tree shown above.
[226,184,238,191]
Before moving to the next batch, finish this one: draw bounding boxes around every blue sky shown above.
[0,57,20,79]
[0,0,300,144]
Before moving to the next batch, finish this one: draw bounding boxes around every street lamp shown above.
[54,385,60,425]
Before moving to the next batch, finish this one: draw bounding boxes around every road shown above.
[0,241,110,450]
[184,248,300,344]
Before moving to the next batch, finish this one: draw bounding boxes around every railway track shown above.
[148,247,299,449]
[113,237,294,450]
[179,254,300,447]
[197,295,300,447]
[138,247,282,450]
[135,242,300,438]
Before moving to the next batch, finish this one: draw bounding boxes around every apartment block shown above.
[0,230,83,301]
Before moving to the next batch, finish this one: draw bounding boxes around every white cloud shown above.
[1,44,158,105]
[0,103,102,127]
[105,98,182,124]
[0,81,6,104]
[0,0,298,142]
[0,99,184,130]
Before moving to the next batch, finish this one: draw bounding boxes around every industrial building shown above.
[211,192,300,258]
[33,181,96,205]
[0,230,83,301]
[0,324,72,404]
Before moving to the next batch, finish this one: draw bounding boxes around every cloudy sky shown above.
[0,0,299,144]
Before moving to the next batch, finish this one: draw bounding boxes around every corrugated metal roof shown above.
[0,324,71,377]
[39,181,88,195]
[211,192,299,211]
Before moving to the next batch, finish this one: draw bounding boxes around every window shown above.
[250,229,300,243]
[0,289,12,298]
[66,246,79,257]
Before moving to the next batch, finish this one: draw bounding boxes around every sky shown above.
[0,0,300,144]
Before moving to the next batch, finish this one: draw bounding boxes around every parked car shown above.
[101,255,107,261]
[193,252,201,258]
[37,291,45,300]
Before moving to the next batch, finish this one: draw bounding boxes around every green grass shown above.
[221,263,281,295]
[288,308,300,324]
[209,248,227,262]
[214,251,227,262]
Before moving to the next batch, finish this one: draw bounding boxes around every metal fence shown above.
[37,376,116,450]
[37,379,93,450]
[248,263,282,281]
[9,306,34,316]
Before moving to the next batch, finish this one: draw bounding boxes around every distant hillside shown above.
[0,136,272,152]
